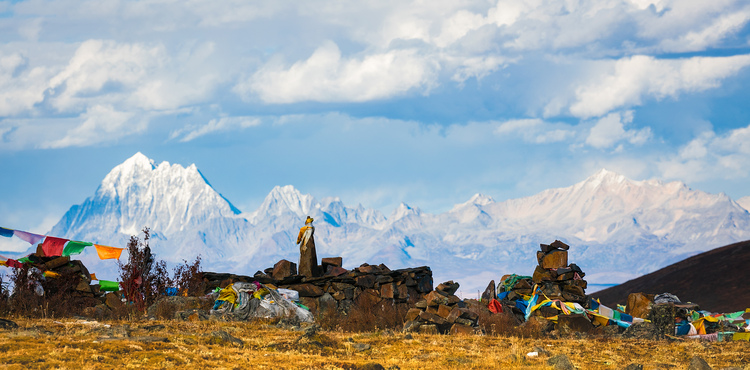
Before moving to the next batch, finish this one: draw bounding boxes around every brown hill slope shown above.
[593,240,750,313]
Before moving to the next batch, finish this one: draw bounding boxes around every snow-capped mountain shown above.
[45,154,750,297]
[739,196,750,212]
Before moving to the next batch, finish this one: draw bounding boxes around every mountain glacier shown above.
[45,153,750,297]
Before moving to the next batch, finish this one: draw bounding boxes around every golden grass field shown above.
[0,318,748,369]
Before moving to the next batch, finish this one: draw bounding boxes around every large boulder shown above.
[272,259,297,281]
[540,250,568,269]
[626,292,655,319]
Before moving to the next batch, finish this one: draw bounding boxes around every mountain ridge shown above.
[35,153,750,296]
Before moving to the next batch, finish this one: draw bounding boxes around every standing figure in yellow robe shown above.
[297,216,319,277]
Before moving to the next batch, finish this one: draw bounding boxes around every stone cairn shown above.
[530,240,588,305]
[401,281,480,335]
[23,250,98,298]
[203,257,434,316]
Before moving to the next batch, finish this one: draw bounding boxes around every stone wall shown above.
[202,261,433,315]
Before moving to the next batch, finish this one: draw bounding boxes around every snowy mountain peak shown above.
[468,193,494,206]
[51,152,242,245]
[126,152,155,169]
[391,203,421,221]
[252,185,316,219]
[450,193,495,213]
[583,168,628,188]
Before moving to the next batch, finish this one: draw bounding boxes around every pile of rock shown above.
[493,274,535,302]
[530,240,588,304]
[203,258,434,316]
[401,281,480,335]
[24,252,98,297]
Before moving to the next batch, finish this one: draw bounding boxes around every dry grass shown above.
[0,317,748,369]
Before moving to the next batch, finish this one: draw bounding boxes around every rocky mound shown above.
[593,240,750,312]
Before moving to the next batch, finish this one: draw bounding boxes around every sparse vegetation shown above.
[118,227,171,313]
[317,301,410,332]
[0,317,749,369]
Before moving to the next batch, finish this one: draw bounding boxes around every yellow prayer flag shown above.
[94,244,124,260]
[43,271,60,278]
[90,273,97,281]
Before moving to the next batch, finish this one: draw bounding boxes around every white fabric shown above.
[278,288,300,302]
[599,304,614,319]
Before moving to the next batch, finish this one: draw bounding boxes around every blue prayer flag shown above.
[0,227,13,238]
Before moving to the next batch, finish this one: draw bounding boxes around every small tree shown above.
[118,227,171,313]
[172,256,205,296]
[7,265,44,316]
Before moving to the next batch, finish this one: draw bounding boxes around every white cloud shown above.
[586,111,651,149]
[42,105,141,148]
[658,123,750,182]
[0,51,52,116]
[171,116,261,142]
[570,55,750,118]
[634,0,750,52]
[494,118,576,144]
[658,8,750,52]
[240,41,439,103]
[450,55,510,83]
[48,39,166,112]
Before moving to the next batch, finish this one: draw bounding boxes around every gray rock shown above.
[623,322,661,340]
[532,346,551,357]
[209,330,244,347]
[356,364,384,370]
[133,336,169,343]
[687,356,712,370]
[623,364,643,370]
[0,319,18,330]
[352,343,371,352]
[548,354,575,370]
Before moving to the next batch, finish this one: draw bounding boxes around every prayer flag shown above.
[95,244,124,260]
[42,236,68,257]
[90,273,97,281]
[62,240,92,257]
[17,256,31,264]
[0,227,13,238]
[599,304,614,319]
[0,260,6,267]
[43,271,60,278]
[6,259,23,268]
[13,230,45,245]
[99,280,120,291]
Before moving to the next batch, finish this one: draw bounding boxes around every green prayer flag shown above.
[17,256,31,264]
[98,280,120,292]
[62,240,92,257]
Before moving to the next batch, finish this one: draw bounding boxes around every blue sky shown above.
[2,0,750,247]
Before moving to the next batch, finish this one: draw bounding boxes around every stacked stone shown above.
[23,252,98,297]
[203,259,434,316]
[530,240,588,304]
[401,281,480,335]
[494,275,534,302]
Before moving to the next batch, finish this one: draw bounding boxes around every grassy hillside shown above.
[0,318,748,369]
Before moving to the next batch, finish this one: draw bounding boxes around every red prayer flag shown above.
[6,259,23,269]
[41,236,68,257]
[488,298,503,314]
